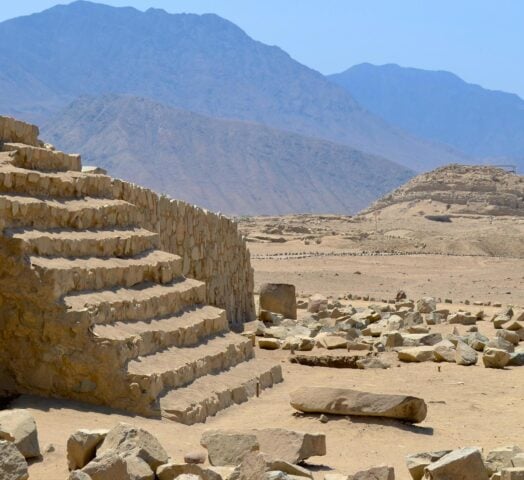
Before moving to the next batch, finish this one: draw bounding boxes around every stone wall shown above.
[111,180,256,328]
[0,116,40,147]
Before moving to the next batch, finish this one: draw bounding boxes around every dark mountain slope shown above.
[42,95,414,215]
[330,63,524,168]
[0,1,467,171]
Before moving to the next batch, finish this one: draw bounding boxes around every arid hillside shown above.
[239,165,524,259]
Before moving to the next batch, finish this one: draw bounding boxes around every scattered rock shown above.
[97,423,168,471]
[81,451,129,480]
[157,463,223,480]
[455,341,478,366]
[433,340,456,363]
[405,450,451,480]
[356,357,390,369]
[398,346,435,363]
[184,450,207,465]
[0,409,40,459]
[308,294,328,313]
[485,445,523,475]
[501,467,524,479]
[349,465,395,480]
[289,354,360,369]
[258,338,281,350]
[290,387,427,423]
[201,431,259,466]
[67,429,108,470]
[416,297,436,314]
[423,447,488,480]
[0,439,29,480]
[260,283,297,320]
[483,348,511,369]
[251,428,326,464]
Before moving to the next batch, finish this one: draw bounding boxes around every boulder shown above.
[184,450,207,465]
[157,463,222,480]
[356,357,390,369]
[69,471,92,480]
[251,428,326,464]
[0,409,40,459]
[416,297,436,314]
[290,387,427,423]
[509,350,524,366]
[485,445,523,475]
[398,346,435,363]
[433,340,456,363]
[455,341,478,366]
[316,334,348,350]
[0,439,29,480]
[423,447,488,479]
[289,354,360,369]
[487,337,515,353]
[81,451,129,480]
[448,312,477,325]
[229,452,268,480]
[483,348,511,369]
[124,456,155,480]
[308,294,328,313]
[282,336,315,351]
[260,283,297,320]
[263,456,313,478]
[401,333,442,347]
[501,468,524,479]
[97,423,168,471]
[512,453,524,467]
[259,338,281,350]
[497,330,521,346]
[349,465,394,480]
[67,429,108,470]
[201,430,259,466]
[381,332,403,348]
[405,451,451,480]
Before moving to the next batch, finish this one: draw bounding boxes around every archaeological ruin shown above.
[0,115,282,424]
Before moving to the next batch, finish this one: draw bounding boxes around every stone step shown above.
[2,143,81,171]
[127,332,254,400]
[0,117,39,146]
[0,194,140,230]
[93,305,228,358]
[158,359,283,424]
[30,249,182,298]
[7,227,159,258]
[0,163,113,198]
[64,277,206,325]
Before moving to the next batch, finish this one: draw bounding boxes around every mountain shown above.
[330,63,524,169]
[42,95,414,215]
[0,0,467,172]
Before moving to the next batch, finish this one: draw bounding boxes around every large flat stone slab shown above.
[289,387,427,423]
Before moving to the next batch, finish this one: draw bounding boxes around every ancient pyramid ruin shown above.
[0,116,282,424]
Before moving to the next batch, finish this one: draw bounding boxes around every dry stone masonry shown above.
[0,115,281,423]
[363,163,524,217]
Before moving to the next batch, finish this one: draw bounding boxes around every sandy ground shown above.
[9,212,524,479]
[253,254,524,307]
[19,313,524,480]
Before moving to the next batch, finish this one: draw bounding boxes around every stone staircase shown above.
[0,117,282,424]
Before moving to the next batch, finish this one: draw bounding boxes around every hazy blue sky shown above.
[2,0,523,97]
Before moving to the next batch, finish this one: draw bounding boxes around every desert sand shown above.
[21,211,524,479]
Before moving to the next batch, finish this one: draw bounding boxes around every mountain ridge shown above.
[42,94,415,215]
[329,63,524,168]
[0,0,468,172]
